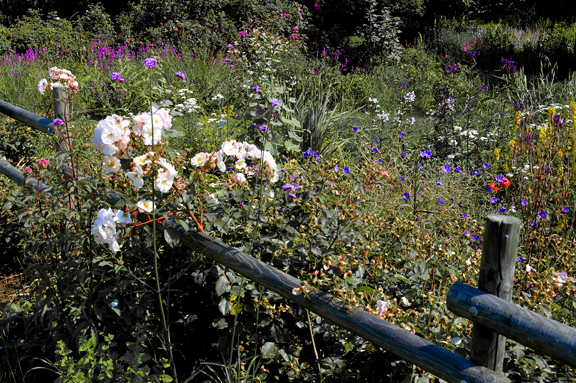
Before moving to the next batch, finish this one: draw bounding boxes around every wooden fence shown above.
[1,90,574,382]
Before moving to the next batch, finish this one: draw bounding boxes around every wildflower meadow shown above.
[1,2,576,383]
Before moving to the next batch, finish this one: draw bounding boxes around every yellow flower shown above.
[493,147,501,160]
[502,163,509,172]
[513,110,521,130]
[508,139,516,147]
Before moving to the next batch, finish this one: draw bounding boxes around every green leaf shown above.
[218,298,232,315]
[281,117,301,128]
[261,342,277,359]
[288,129,303,142]
[164,229,180,248]
[354,286,374,294]
[215,275,230,296]
[395,274,411,283]
[176,219,189,232]
[345,275,362,286]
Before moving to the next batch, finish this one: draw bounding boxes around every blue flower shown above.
[399,176,405,181]
[269,99,279,107]
[372,148,379,153]
[399,132,406,137]
[258,125,269,131]
[454,167,462,174]
[438,197,444,205]
[252,86,260,92]
[496,174,505,183]
[352,126,358,132]
[402,152,406,158]
[483,162,490,169]
[419,150,432,158]
[471,235,479,241]
[561,207,569,213]
[518,256,524,262]
[442,164,451,173]
[334,165,339,172]
[490,197,498,204]
[485,186,492,193]
[521,198,527,206]
[461,213,469,218]
[437,181,443,186]
[418,163,423,169]
[537,211,548,220]
[497,208,506,213]
[402,192,410,200]
[343,167,350,174]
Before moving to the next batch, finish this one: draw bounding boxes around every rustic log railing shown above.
[1,93,573,381]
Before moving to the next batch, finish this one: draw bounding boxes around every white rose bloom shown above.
[114,210,132,226]
[126,166,144,188]
[233,173,246,182]
[38,79,48,95]
[133,113,151,136]
[234,158,247,170]
[133,152,153,167]
[155,171,174,193]
[190,152,208,167]
[137,200,155,213]
[159,158,177,177]
[221,140,240,157]
[103,155,121,173]
[97,119,122,145]
[153,106,173,130]
[109,239,121,253]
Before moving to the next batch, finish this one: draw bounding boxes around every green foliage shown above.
[53,333,173,382]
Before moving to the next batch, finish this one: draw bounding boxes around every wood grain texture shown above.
[0,98,54,135]
[471,215,522,372]
[52,87,73,152]
[161,216,509,383]
[448,282,576,367]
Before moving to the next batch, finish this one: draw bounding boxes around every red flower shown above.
[499,177,512,188]
[489,182,500,193]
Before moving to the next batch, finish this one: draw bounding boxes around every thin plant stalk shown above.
[148,65,179,382]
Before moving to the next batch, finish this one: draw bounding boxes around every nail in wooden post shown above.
[52,86,71,152]
[470,214,522,373]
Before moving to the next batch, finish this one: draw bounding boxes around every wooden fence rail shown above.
[2,92,573,381]
[448,282,576,368]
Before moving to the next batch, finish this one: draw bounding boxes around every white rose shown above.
[137,200,155,213]
[103,155,121,173]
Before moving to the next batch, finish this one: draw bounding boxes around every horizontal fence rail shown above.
[160,217,510,383]
[447,281,576,368]
[0,99,55,135]
[0,155,509,383]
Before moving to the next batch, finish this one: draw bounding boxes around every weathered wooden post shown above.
[470,214,522,373]
[53,86,72,152]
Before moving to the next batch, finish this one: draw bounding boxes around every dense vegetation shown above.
[0,1,576,382]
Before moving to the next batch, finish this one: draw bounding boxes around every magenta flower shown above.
[53,118,64,126]
[144,58,158,68]
[175,71,186,83]
[239,30,248,38]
